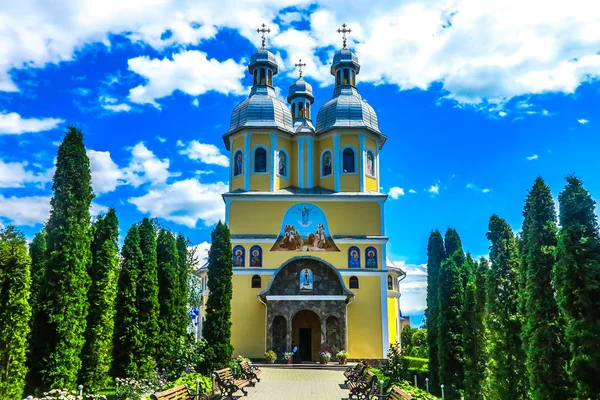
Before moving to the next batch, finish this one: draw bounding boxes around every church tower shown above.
[200,24,405,362]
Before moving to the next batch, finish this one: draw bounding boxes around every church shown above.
[197,26,406,362]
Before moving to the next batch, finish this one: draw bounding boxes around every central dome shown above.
[228,86,294,135]
[316,86,380,134]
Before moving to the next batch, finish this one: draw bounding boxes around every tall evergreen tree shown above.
[521,178,571,399]
[27,230,47,389]
[156,229,181,373]
[486,215,528,400]
[136,218,160,377]
[113,225,142,379]
[42,126,94,388]
[425,229,444,395]
[81,209,119,391]
[28,231,47,319]
[203,221,234,372]
[0,226,32,399]
[554,176,600,398]
[437,228,465,399]
[176,234,190,335]
[462,257,488,400]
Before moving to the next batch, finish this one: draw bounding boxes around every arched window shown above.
[254,147,267,173]
[343,148,355,173]
[253,70,258,86]
[306,103,310,119]
[233,150,243,177]
[348,246,361,268]
[388,275,393,290]
[351,70,356,86]
[250,245,262,267]
[344,69,349,85]
[252,275,262,288]
[277,150,287,178]
[268,70,273,86]
[291,103,296,118]
[349,276,359,289]
[365,246,378,269]
[322,150,332,177]
[336,70,341,86]
[232,245,245,268]
[366,151,375,177]
[298,102,304,118]
[260,69,266,85]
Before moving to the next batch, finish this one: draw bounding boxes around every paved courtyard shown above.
[234,367,352,400]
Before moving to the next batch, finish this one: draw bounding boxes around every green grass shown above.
[97,386,116,400]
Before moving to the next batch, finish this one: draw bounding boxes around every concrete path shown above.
[233,367,352,399]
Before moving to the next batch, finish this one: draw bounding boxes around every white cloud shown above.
[429,183,439,195]
[526,154,539,161]
[0,111,63,135]
[191,99,199,107]
[466,182,491,193]
[0,195,51,226]
[190,241,211,267]
[179,140,229,167]
[157,136,167,143]
[408,189,417,194]
[498,111,507,117]
[123,142,178,187]
[90,201,109,216]
[129,178,227,228]
[0,159,52,188]
[388,186,405,199]
[396,262,428,314]
[578,118,589,125]
[127,51,246,107]
[482,188,490,193]
[99,96,131,112]
[87,149,125,194]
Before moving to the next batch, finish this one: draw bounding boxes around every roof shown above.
[287,77,314,103]
[316,86,381,134]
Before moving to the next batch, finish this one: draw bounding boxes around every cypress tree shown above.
[521,178,571,399]
[437,228,465,399]
[81,209,119,391]
[28,231,47,319]
[156,229,181,373]
[203,221,234,372]
[136,218,160,377]
[43,126,94,388]
[113,225,142,379]
[462,257,488,400]
[486,215,528,400]
[27,230,47,389]
[0,226,32,399]
[176,234,190,336]
[554,176,600,398]
[425,229,444,395]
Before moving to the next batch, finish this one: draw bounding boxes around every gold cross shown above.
[337,23,351,48]
[294,59,307,78]
[256,23,271,49]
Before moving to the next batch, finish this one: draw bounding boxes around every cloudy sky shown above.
[1,0,599,325]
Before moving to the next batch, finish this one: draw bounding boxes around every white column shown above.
[270,133,278,192]
[379,199,386,236]
[333,134,341,192]
[381,245,390,358]
[244,133,251,191]
[224,198,232,226]
[359,133,366,192]
[298,138,305,188]
[375,138,380,192]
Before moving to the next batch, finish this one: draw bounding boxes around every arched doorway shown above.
[292,310,321,362]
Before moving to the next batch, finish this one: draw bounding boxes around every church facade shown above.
[197,33,405,362]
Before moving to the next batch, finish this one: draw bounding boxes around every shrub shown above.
[25,389,107,400]
[320,350,332,362]
[161,372,212,394]
[404,356,429,370]
[264,350,277,363]
[227,361,241,375]
[381,342,410,384]
[161,336,207,380]
[336,350,350,363]
[114,377,162,400]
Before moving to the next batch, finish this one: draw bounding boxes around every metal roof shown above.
[331,48,360,74]
[227,86,294,135]
[316,86,380,134]
[287,77,314,102]
[249,49,278,74]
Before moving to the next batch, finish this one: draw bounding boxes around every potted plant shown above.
[283,352,294,364]
[336,350,350,364]
[264,350,277,364]
[319,350,331,365]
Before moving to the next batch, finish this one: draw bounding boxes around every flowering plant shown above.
[283,352,294,361]
[114,376,162,400]
[236,355,252,365]
[320,350,332,363]
[264,350,277,363]
[24,389,107,400]
[336,350,350,364]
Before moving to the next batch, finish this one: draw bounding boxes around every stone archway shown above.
[292,310,321,362]
[272,316,287,357]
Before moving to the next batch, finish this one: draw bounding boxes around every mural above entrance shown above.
[271,203,340,252]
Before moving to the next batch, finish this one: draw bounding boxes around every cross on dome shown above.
[337,23,351,49]
[294,59,307,78]
[257,23,271,49]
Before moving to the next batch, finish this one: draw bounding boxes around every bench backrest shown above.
[150,384,190,400]
[239,361,250,371]
[389,386,415,400]
[215,367,234,381]
[364,370,377,384]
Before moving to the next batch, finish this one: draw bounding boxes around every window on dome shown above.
[349,276,359,289]
[253,70,258,86]
[268,70,273,86]
[298,102,304,118]
[351,70,356,86]
[254,147,267,173]
[336,70,341,87]
[322,150,332,177]
[291,103,296,118]
[252,275,262,288]
[260,69,266,85]
[233,150,243,177]
[344,69,349,85]
[306,103,310,119]
[343,148,355,173]
[366,151,375,177]
[388,275,393,290]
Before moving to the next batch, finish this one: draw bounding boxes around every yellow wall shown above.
[345,275,383,358]
[276,137,293,190]
[249,135,271,191]
[366,176,378,192]
[316,137,334,190]
[231,135,245,191]
[341,174,360,192]
[387,297,398,345]
[231,275,267,358]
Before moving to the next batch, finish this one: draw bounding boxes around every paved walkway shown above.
[234,367,351,399]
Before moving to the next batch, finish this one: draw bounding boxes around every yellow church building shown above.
[197,30,406,362]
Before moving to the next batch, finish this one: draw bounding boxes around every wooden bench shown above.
[213,367,250,399]
[150,384,209,400]
[387,386,415,400]
[238,360,261,386]
[347,370,378,400]
[344,362,367,384]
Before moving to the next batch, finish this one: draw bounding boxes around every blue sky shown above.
[1,1,599,326]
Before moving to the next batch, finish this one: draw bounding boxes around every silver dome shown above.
[287,77,314,102]
[331,48,360,75]
[316,86,380,133]
[227,86,294,135]
[249,49,278,74]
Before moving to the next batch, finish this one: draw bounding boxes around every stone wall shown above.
[267,258,346,295]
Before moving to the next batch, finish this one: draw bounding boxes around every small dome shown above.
[249,49,278,75]
[227,86,294,135]
[316,86,380,133]
[287,77,314,103]
[331,48,360,75]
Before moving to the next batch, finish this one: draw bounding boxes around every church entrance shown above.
[292,310,321,362]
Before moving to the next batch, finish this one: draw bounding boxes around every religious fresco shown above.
[300,268,313,291]
[250,245,263,267]
[232,245,245,267]
[365,246,378,268]
[322,151,332,176]
[348,246,361,268]
[234,150,243,176]
[278,151,287,177]
[367,151,375,176]
[270,203,340,252]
